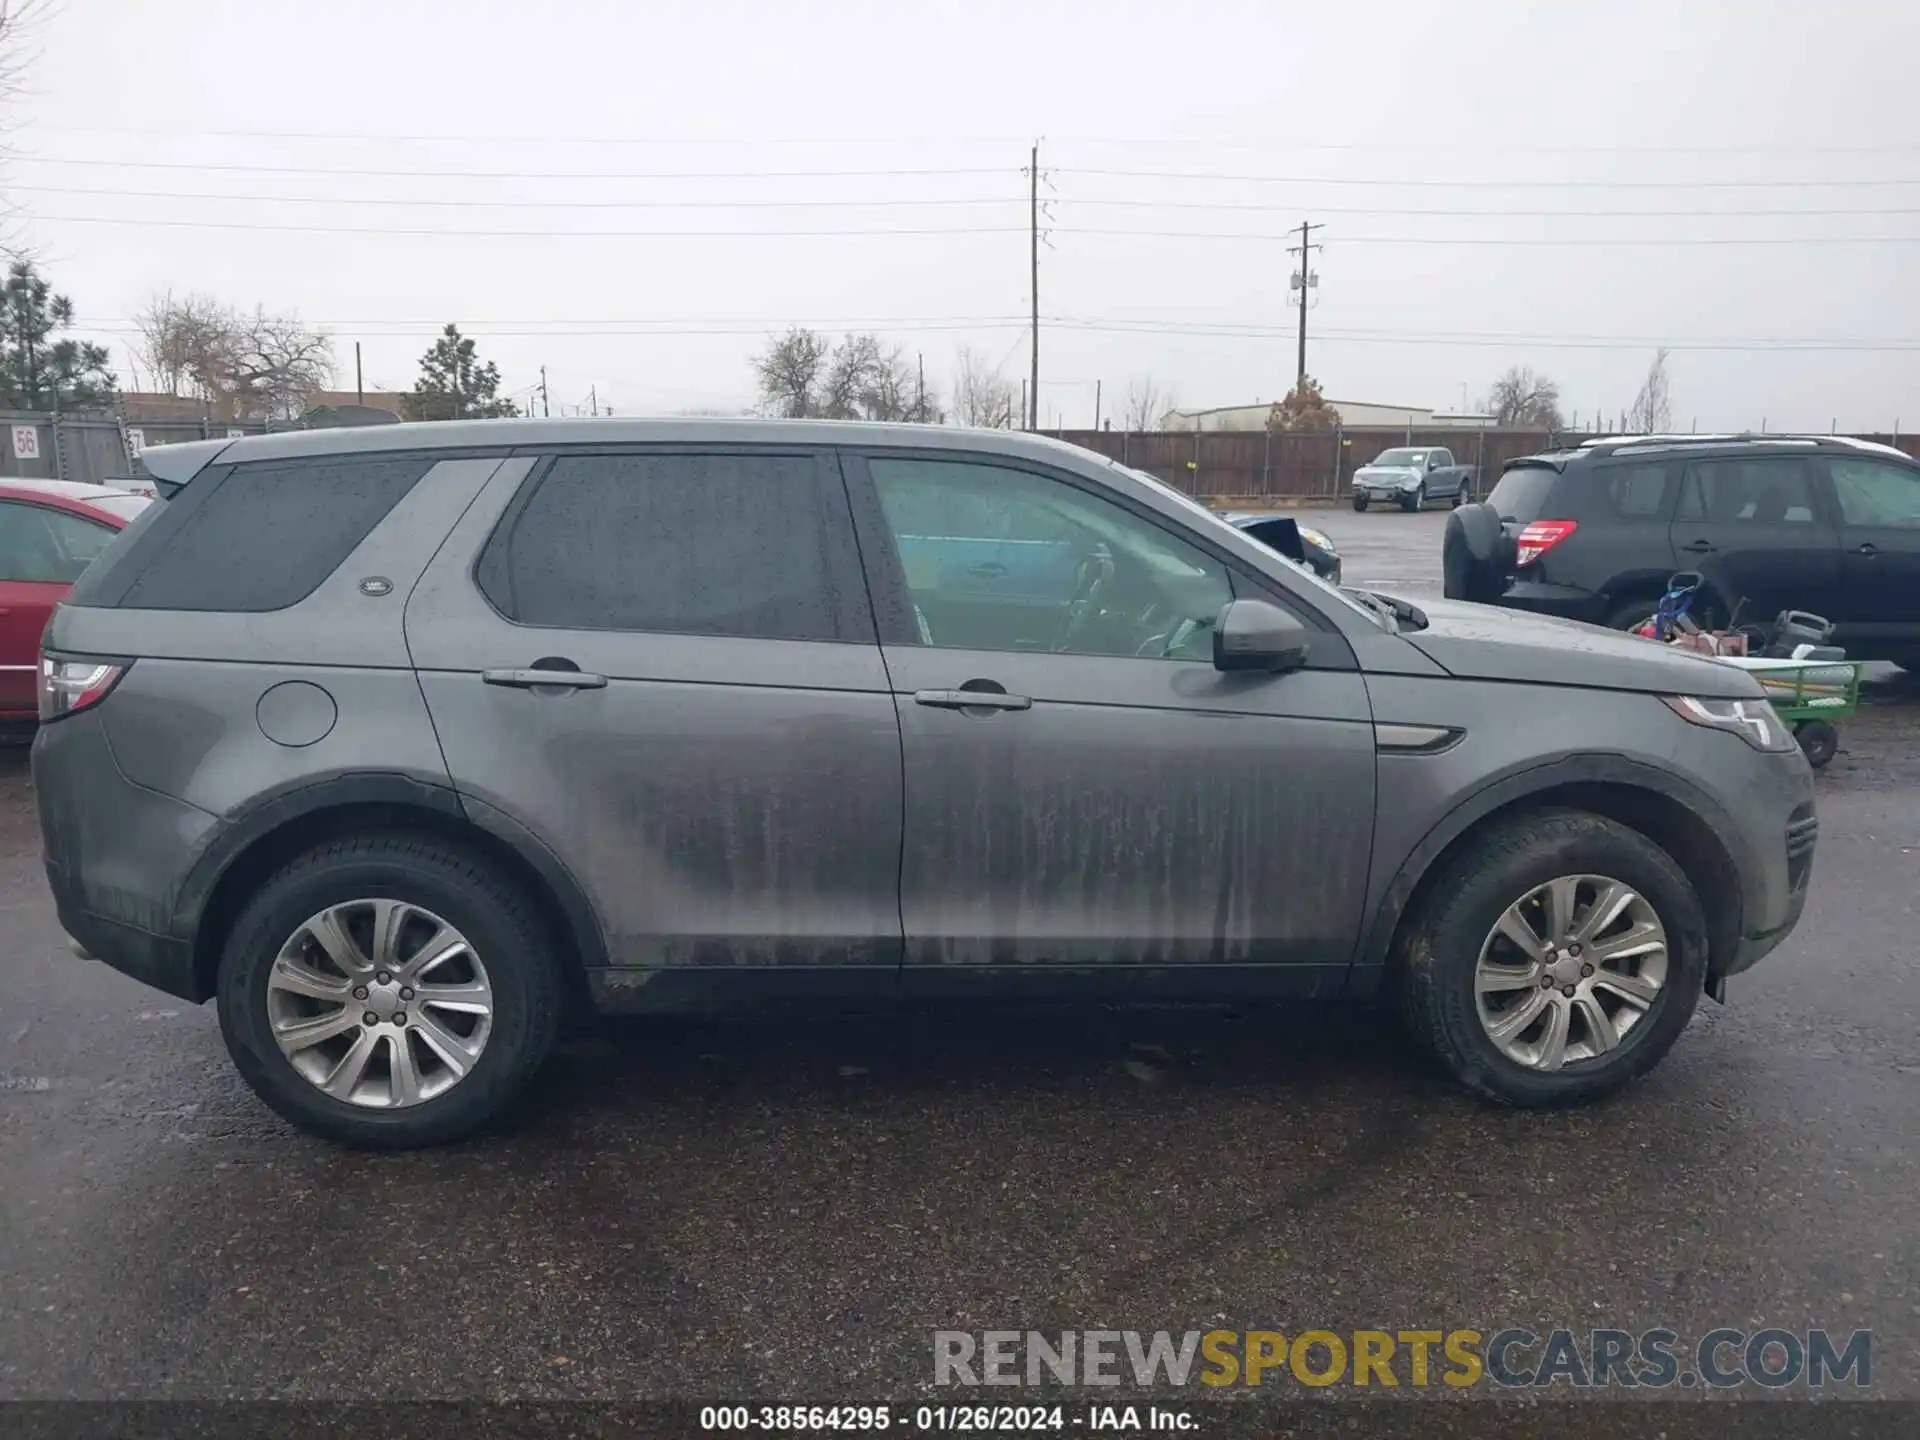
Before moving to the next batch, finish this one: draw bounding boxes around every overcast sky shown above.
[7,0,1919,431]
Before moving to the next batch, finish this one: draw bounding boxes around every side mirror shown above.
[1428,455,1443,471]
[1213,598,1311,673]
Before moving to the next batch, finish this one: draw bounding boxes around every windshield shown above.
[1108,461,1389,628]
[1371,449,1428,467]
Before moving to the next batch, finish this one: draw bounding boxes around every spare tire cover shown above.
[1443,503,1512,604]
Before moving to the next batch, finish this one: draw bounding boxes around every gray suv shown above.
[32,421,1818,1148]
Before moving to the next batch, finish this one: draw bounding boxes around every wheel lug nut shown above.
[376,971,392,984]
[352,986,369,1000]
[1580,963,1594,978]
[1561,985,1576,998]
[399,987,415,1001]
[393,1012,407,1026]
[1541,976,1555,988]
[362,1011,378,1026]
[1568,944,1582,957]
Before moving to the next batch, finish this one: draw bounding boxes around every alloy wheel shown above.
[265,898,494,1108]
[1473,874,1669,1072]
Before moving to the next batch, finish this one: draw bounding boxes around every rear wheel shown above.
[1352,493,1369,512]
[1396,810,1708,1108]
[1401,484,1425,513]
[1604,597,1660,632]
[217,834,564,1149]
[1451,486,1470,508]
[1795,720,1838,769]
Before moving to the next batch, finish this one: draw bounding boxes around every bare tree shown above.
[1,2,52,252]
[1624,348,1672,434]
[753,327,832,418]
[1484,366,1565,430]
[133,291,234,398]
[951,346,1018,428]
[753,328,939,422]
[226,308,334,420]
[1123,375,1171,431]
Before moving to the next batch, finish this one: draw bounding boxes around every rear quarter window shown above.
[1485,465,1562,521]
[97,455,434,613]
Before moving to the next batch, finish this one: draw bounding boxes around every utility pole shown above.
[916,351,926,421]
[539,366,550,419]
[1028,140,1041,430]
[589,385,598,417]
[1093,379,1102,431]
[354,342,364,407]
[1288,221,1323,393]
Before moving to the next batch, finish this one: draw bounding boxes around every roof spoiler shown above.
[137,438,230,498]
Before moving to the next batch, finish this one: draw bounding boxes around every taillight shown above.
[39,653,130,723]
[1515,519,1577,566]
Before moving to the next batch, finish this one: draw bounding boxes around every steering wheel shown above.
[1052,546,1115,652]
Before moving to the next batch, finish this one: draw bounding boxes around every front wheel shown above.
[1352,493,1369,512]
[1401,484,1425,513]
[217,834,565,1149]
[1395,810,1708,1108]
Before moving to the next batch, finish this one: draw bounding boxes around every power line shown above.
[1057,166,1920,190]
[26,124,1920,156]
[8,154,1013,181]
[5,182,1027,210]
[32,213,1920,245]
[24,181,1916,220]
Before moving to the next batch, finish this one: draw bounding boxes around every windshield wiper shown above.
[1342,588,1430,632]
[1340,587,1400,632]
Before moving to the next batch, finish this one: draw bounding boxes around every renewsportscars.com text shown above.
[932,1328,1872,1390]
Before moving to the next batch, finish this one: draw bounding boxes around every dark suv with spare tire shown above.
[34,420,1817,1148]
[1444,433,1920,665]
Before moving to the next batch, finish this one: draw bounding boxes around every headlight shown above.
[1297,526,1334,553]
[1660,695,1795,753]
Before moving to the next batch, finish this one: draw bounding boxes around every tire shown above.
[1451,486,1470,508]
[1401,484,1425,513]
[1395,810,1708,1109]
[1352,493,1369,512]
[1603,598,1659,632]
[1795,720,1838,769]
[216,833,564,1150]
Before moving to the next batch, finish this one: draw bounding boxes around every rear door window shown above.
[1485,465,1561,521]
[1598,462,1676,519]
[1827,458,1920,528]
[1677,458,1820,524]
[476,451,870,642]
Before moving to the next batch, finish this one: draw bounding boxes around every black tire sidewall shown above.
[1353,494,1369,511]
[1409,815,1708,1107]
[1796,721,1838,768]
[217,840,560,1149]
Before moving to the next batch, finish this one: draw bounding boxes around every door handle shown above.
[483,668,608,690]
[914,688,1032,712]
[966,562,1008,579]
[1679,539,1714,554]
[1854,542,1879,556]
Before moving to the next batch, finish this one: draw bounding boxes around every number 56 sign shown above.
[10,424,39,461]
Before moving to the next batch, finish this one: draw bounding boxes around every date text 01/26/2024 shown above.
[699,1406,1192,1433]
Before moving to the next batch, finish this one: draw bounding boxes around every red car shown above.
[0,480,153,721]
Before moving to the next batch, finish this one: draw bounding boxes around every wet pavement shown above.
[1,511,1916,1405]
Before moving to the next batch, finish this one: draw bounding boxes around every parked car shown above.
[0,481,152,723]
[1443,434,1920,668]
[1221,511,1342,584]
[36,421,1815,1147]
[1351,446,1478,512]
